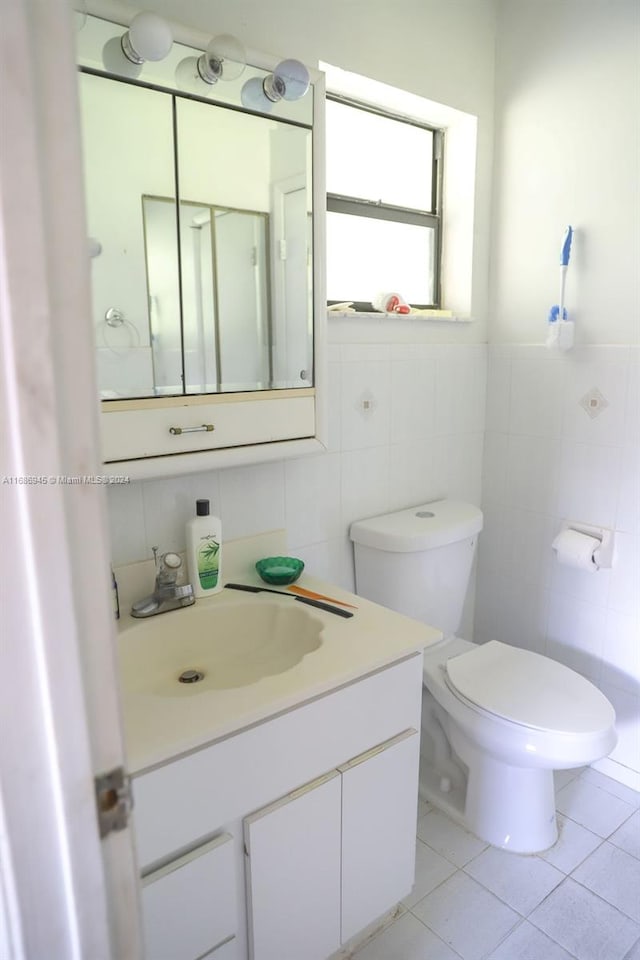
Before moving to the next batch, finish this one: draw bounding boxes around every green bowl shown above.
[255,556,305,586]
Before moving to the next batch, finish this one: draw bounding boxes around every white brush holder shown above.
[546,319,575,352]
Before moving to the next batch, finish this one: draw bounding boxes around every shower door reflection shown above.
[144,197,271,393]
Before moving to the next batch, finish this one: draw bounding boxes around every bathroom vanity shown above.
[116,561,440,960]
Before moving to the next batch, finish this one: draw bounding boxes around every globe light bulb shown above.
[102,35,142,79]
[197,33,246,84]
[262,59,310,103]
[273,59,310,101]
[121,12,173,64]
[241,76,274,113]
[175,57,212,96]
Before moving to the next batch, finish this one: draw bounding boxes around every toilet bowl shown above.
[421,635,616,852]
[350,500,618,853]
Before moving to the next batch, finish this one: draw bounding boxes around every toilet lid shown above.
[445,641,615,734]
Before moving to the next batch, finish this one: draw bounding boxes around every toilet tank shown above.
[350,500,483,635]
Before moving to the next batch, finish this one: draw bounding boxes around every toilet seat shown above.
[445,640,615,736]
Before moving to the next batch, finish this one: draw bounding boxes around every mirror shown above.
[79,69,313,400]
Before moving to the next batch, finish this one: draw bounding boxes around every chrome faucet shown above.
[131,547,195,618]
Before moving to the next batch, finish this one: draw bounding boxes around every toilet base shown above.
[466,757,558,853]
[421,757,558,853]
[420,701,560,853]
[419,765,467,825]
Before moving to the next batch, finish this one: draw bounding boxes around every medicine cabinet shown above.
[75,11,326,478]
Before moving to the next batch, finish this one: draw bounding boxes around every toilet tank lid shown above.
[349,500,483,552]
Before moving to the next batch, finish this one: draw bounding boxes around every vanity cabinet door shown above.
[244,770,342,960]
[141,832,237,960]
[339,729,420,943]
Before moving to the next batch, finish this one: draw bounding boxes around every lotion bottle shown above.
[186,499,222,597]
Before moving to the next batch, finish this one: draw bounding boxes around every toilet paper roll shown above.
[552,528,600,572]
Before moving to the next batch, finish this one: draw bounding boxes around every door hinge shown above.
[95,766,133,839]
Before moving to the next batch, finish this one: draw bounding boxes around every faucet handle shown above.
[156,550,183,585]
[151,547,181,571]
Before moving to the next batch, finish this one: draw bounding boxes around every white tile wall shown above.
[106,336,638,789]
[107,340,487,622]
[477,344,640,789]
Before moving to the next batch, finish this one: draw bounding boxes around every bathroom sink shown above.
[118,600,324,695]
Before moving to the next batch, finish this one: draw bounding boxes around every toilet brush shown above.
[546,225,575,351]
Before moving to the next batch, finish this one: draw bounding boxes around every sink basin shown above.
[118,600,324,695]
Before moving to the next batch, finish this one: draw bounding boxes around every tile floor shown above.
[352,767,640,960]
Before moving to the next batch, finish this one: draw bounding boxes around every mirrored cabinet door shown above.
[81,71,314,402]
[79,73,179,399]
[174,97,275,394]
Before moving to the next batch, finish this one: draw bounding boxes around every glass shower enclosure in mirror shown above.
[144,196,270,393]
[74,10,321,474]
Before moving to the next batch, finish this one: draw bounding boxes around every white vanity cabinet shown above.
[244,772,343,960]
[131,653,424,960]
[141,833,238,960]
[244,729,419,960]
[339,729,420,942]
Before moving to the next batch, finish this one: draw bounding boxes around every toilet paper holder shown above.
[553,520,615,570]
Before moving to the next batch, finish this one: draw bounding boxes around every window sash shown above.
[326,198,441,308]
[326,95,443,308]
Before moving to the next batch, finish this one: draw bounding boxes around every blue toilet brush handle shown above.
[560,225,573,267]
[557,225,573,320]
[548,226,573,323]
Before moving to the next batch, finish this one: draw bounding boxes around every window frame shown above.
[326,93,444,310]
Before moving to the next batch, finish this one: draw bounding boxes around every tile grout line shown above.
[357,768,639,959]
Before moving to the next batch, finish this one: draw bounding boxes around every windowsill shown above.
[327,310,474,323]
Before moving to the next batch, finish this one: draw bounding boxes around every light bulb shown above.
[263,59,310,103]
[241,77,274,113]
[102,36,142,79]
[121,12,173,64]
[197,33,246,84]
[274,59,310,101]
[175,57,212,95]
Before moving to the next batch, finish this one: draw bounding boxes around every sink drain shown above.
[178,669,204,684]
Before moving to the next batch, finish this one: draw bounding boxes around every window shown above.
[326,96,443,310]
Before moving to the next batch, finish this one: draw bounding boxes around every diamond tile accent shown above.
[579,386,609,419]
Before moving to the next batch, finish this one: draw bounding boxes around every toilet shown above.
[350,500,617,854]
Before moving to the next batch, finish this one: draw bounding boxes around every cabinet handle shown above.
[169,424,215,435]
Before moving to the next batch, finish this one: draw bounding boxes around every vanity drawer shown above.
[132,654,423,869]
[141,832,237,960]
[102,392,315,461]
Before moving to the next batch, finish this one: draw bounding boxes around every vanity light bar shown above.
[85,0,312,110]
